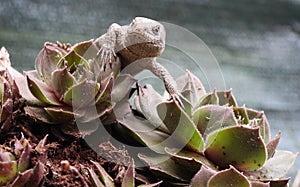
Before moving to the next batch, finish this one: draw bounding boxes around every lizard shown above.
[94,17,183,106]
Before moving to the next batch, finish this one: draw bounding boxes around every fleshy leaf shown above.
[115,113,170,153]
[0,161,18,185]
[91,160,115,187]
[35,42,66,83]
[197,90,237,107]
[138,154,195,183]
[207,166,250,187]
[24,162,44,187]
[190,166,216,187]
[63,79,98,108]
[95,74,114,105]
[205,125,267,171]
[251,181,270,187]
[111,74,137,103]
[121,160,135,187]
[157,101,204,153]
[18,144,32,172]
[176,70,206,107]
[72,39,98,60]
[246,150,297,180]
[165,148,217,171]
[51,67,75,99]
[44,106,79,124]
[134,84,167,131]
[266,132,281,159]
[193,105,238,137]
[59,50,89,70]
[10,169,33,187]
[87,167,105,187]
[24,106,57,124]
[26,70,60,105]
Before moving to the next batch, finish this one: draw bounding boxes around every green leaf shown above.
[24,106,57,124]
[0,161,18,185]
[91,160,115,187]
[197,90,237,107]
[44,106,79,124]
[51,67,75,99]
[111,74,137,103]
[157,101,204,153]
[72,40,98,60]
[234,107,271,143]
[26,70,61,105]
[246,150,298,180]
[207,166,250,187]
[59,50,89,70]
[165,148,217,171]
[193,105,238,137]
[138,154,195,183]
[134,84,167,132]
[95,74,114,105]
[87,167,105,187]
[63,79,98,107]
[205,125,267,171]
[176,70,206,108]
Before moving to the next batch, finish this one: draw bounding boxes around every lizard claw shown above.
[170,92,186,110]
[97,43,116,71]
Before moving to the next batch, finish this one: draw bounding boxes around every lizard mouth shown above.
[126,31,165,47]
[125,41,164,58]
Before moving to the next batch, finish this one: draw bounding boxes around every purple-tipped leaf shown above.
[10,169,33,187]
[26,70,60,105]
[190,166,216,187]
[121,160,135,187]
[18,144,32,172]
[207,166,251,187]
[51,67,75,99]
[193,105,238,137]
[24,162,44,187]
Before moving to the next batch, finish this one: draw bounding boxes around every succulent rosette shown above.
[110,70,297,186]
[0,47,20,132]
[25,41,117,135]
[0,134,47,186]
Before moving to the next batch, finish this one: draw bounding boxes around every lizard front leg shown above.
[147,59,185,108]
[94,23,121,72]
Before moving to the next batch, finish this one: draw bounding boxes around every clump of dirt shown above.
[0,112,132,187]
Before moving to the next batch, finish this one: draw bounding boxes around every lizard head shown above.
[120,17,166,61]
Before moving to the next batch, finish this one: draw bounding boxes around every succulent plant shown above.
[0,47,20,132]
[24,41,118,136]
[87,160,162,187]
[109,70,297,186]
[0,134,47,186]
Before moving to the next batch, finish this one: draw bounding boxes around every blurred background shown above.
[0,0,299,179]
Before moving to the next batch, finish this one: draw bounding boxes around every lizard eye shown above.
[152,25,160,35]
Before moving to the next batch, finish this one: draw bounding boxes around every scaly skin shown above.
[94,17,183,106]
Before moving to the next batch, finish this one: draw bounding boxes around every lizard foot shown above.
[169,92,186,109]
[97,43,116,71]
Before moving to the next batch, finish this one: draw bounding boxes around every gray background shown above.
[0,0,299,179]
